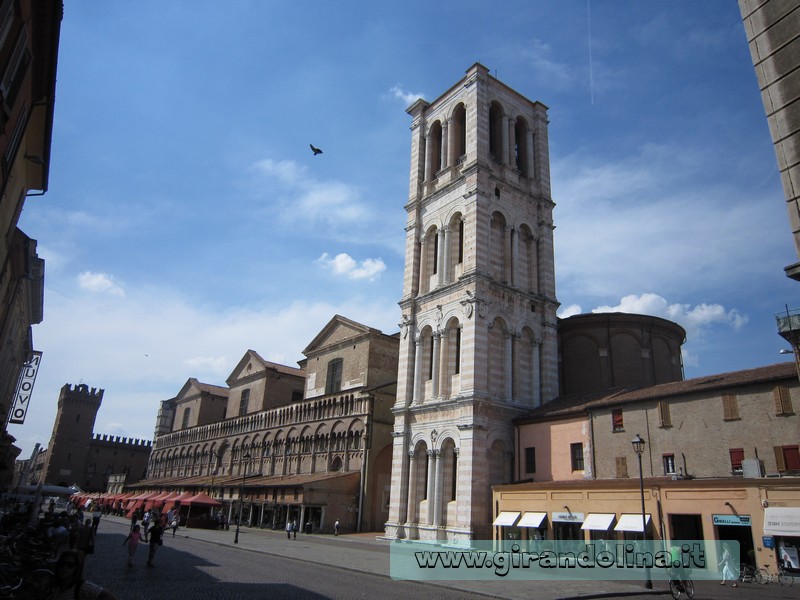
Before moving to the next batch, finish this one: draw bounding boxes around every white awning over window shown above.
[517,512,547,528]
[581,513,616,531]
[492,511,521,526]
[764,507,800,536]
[614,513,651,532]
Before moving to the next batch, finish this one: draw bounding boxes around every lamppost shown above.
[631,434,652,589]
[234,452,251,544]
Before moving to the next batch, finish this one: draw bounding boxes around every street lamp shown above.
[234,452,251,544]
[631,434,652,589]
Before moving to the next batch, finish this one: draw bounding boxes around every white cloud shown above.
[519,39,573,90]
[317,252,386,281]
[77,271,125,297]
[183,356,229,375]
[592,293,747,341]
[247,158,373,234]
[390,85,425,106]
[557,304,582,318]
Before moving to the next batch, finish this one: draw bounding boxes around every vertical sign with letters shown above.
[8,351,42,424]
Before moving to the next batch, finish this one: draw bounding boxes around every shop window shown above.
[662,454,676,475]
[657,401,672,428]
[722,394,739,421]
[615,456,628,478]
[525,447,536,474]
[612,409,624,432]
[729,448,744,474]
[773,385,794,415]
[570,442,584,471]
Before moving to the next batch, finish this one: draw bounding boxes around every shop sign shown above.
[762,536,775,549]
[9,352,42,424]
[712,514,751,527]
[552,511,584,522]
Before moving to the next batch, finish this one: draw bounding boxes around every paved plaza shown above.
[76,515,800,600]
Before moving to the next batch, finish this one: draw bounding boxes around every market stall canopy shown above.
[184,493,221,506]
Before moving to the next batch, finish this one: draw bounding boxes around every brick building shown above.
[140,315,398,533]
[38,383,151,491]
[0,0,61,485]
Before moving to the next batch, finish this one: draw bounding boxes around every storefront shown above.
[713,513,755,565]
[581,513,616,542]
[552,511,584,547]
[764,507,800,570]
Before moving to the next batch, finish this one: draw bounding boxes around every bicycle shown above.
[755,562,794,586]
[668,568,695,599]
[0,568,54,599]
[738,562,758,583]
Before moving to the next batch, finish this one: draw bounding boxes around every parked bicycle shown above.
[669,567,695,599]
[738,562,758,583]
[754,561,794,586]
[0,567,54,599]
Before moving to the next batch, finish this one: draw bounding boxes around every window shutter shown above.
[729,448,744,472]
[615,456,628,478]
[722,394,739,420]
[774,446,787,472]
[774,386,793,415]
[658,401,672,427]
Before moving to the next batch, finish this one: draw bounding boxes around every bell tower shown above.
[385,63,559,542]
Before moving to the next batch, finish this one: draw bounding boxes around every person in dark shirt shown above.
[146,521,164,567]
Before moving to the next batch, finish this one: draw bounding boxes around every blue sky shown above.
[12,1,798,459]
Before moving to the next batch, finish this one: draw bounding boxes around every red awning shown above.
[184,492,221,507]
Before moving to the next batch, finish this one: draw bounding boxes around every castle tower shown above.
[385,64,559,542]
[41,383,103,487]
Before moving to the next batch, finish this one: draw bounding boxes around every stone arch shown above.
[490,210,508,283]
[488,316,509,399]
[450,102,467,163]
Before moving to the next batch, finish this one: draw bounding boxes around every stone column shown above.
[504,225,512,283]
[526,127,535,178]
[432,449,443,527]
[505,331,514,400]
[501,115,509,165]
[424,134,432,182]
[425,450,436,524]
[405,449,417,525]
[510,227,517,287]
[431,332,441,399]
[441,120,449,170]
[532,341,541,407]
[442,226,451,285]
[436,228,445,287]
[413,336,424,403]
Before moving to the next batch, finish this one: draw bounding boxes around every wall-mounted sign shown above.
[8,351,42,424]
[712,514,751,527]
[552,511,584,522]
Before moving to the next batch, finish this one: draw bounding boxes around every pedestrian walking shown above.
[170,515,179,537]
[52,549,118,600]
[719,542,738,587]
[292,520,297,539]
[75,519,95,557]
[141,510,151,542]
[91,504,102,532]
[286,520,292,539]
[334,519,340,536]
[146,520,164,567]
[122,525,142,567]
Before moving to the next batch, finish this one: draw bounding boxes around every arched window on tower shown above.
[490,211,507,283]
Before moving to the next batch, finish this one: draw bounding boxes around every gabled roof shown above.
[226,349,305,385]
[517,361,797,423]
[301,314,384,356]
[174,378,229,402]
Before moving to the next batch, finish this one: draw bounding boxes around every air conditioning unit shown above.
[742,458,765,478]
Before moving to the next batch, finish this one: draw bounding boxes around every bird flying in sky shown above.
[310,144,323,156]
